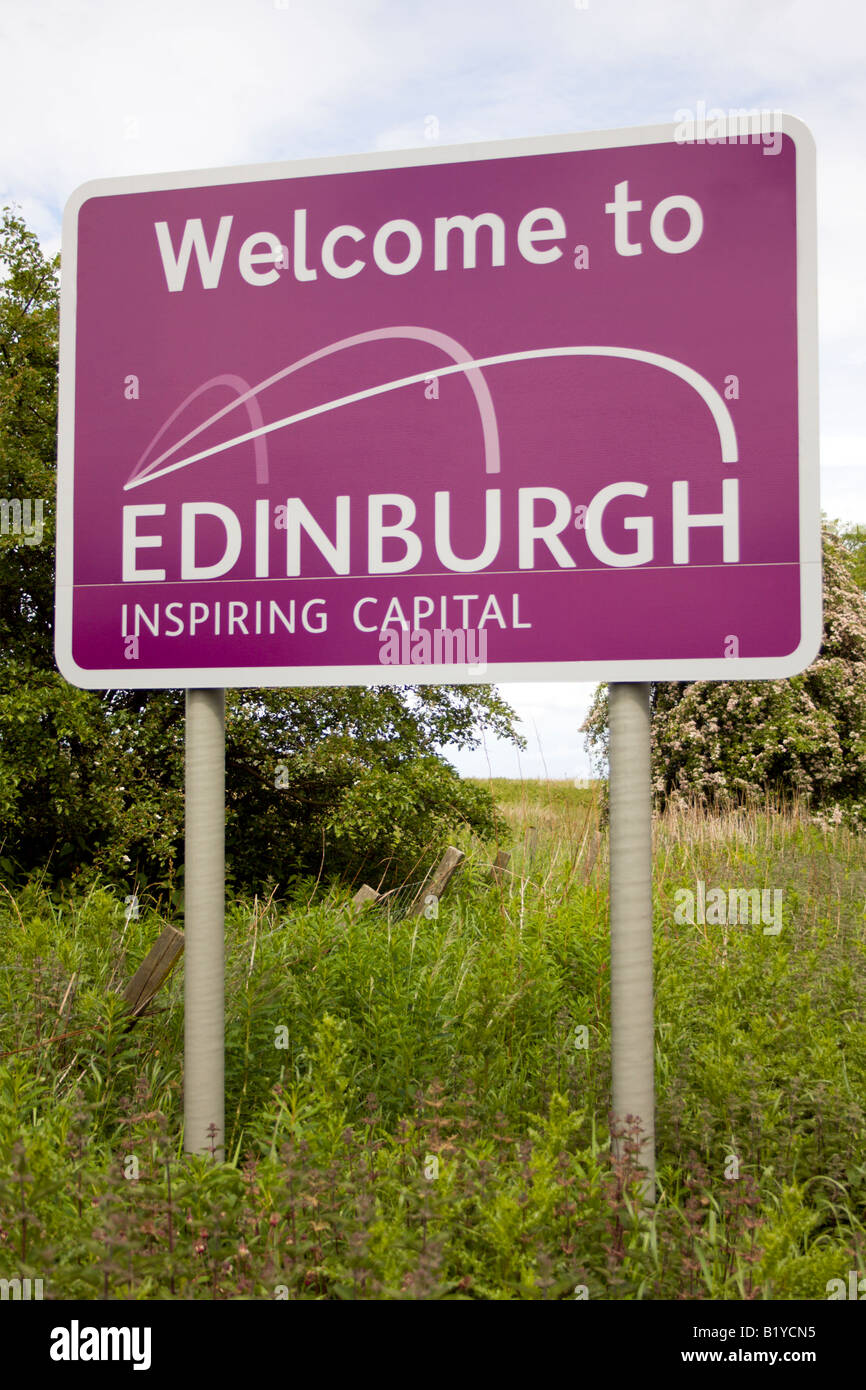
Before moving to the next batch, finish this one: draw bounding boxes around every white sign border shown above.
[55,115,820,689]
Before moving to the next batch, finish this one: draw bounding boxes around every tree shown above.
[582,527,866,822]
[0,208,110,878]
[0,206,58,665]
[835,520,866,591]
[0,206,521,891]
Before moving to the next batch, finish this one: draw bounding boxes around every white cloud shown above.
[0,0,389,211]
[447,681,598,780]
[820,435,865,527]
[822,435,866,471]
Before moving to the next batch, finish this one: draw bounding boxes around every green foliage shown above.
[221,685,515,889]
[582,528,866,823]
[0,206,58,668]
[835,520,866,592]
[1,799,864,1298]
[0,205,521,892]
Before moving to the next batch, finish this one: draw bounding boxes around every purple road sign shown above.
[56,119,819,688]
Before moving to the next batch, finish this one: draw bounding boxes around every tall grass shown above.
[0,784,863,1298]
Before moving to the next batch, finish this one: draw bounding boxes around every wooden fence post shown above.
[525,826,539,869]
[122,924,185,1020]
[406,846,465,917]
[348,884,382,912]
[490,850,511,885]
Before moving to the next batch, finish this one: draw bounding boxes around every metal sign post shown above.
[183,688,226,1159]
[609,682,655,1201]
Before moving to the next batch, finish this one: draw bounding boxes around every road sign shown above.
[56,118,819,688]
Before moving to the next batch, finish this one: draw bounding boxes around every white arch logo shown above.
[124,326,738,493]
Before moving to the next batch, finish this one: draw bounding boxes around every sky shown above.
[1,0,862,780]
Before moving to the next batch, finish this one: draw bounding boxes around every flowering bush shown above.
[582,527,866,824]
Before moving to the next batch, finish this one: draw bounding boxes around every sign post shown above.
[609,682,654,1200]
[56,117,819,1172]
[183,688,225,1158]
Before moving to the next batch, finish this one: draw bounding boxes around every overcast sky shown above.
[1,0,862,779]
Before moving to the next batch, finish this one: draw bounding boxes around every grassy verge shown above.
[0,783,864,1298]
